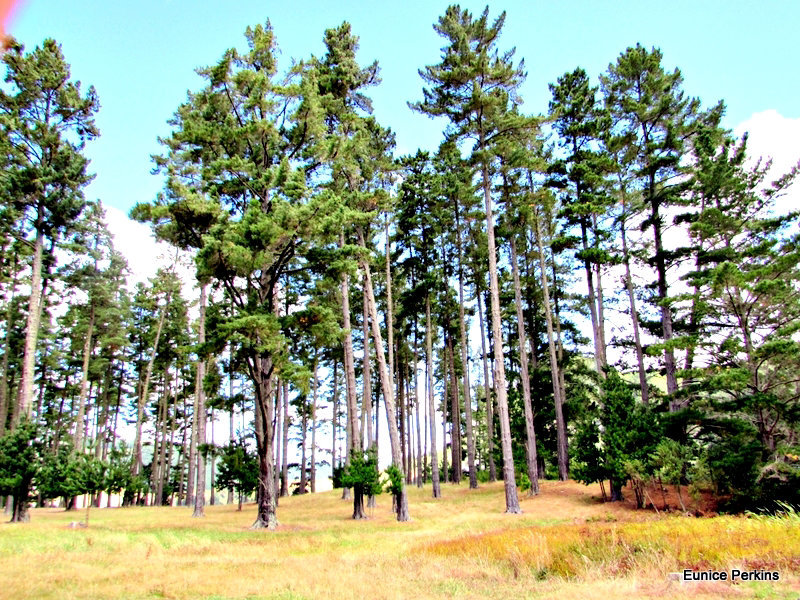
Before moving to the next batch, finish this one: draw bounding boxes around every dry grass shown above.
[1,481,798,599]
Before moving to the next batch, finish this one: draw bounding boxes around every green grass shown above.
[1,481,798,599]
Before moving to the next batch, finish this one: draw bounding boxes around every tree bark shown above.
[425,295,441,498]
[280,380,289,497]
[476,287,497,482]
[534,210,569,481]
[482,160,522,513]
[310,353,318,493]
[192,284,207,518]
[358,227,410,521]
[510,238,539,495]
[252,355,277,529]
[16,220,44,424]
[454,196,478,489]
[619,200,649,404]
[133,286,172,477]
[446,336,462,483]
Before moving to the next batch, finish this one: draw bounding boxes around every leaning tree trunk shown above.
[425,295,441,498]
[73,303,95,453]
[510,238,539,495]
[358,227,409,521]
[619,199,649,405]
[339,232,359,501]
[580,221,607,375]
[534,210,569,481]
[481,159,521,514]
[192,284,208,518]
[454,197,478,488]
[133,286,171,477]
[647,174,679,405]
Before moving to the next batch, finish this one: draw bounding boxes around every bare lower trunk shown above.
[358,227,409,521]
[510,238,539,495]
[362,296,373,450]
[446,336,462,483]
[620,208,649,404]
[193,284,208,518]
[310,353,318,493]
[186,370,197,506]
[425,296,441,498]
[648,189,679,403]
[0,256,19,435]
[482,160,521,514]
[252,356,277,529]
[16,223,44,424]
[581,223,607,374]
[74,305,95,452]
[476,288,497,482]
[279,381,289,497]
[534,210,569,481]
[454,197,477,489]
[134,286,172,476]
[413,334,423,488]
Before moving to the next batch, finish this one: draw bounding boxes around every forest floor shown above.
[1,480,798,599]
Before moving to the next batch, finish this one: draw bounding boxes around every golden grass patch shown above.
[1,481,797,599]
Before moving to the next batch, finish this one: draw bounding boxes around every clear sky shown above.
[8,0,800,216]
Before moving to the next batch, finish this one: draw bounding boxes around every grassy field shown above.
[1,481,798,599]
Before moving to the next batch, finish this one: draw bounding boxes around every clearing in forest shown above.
[1,481,798,599]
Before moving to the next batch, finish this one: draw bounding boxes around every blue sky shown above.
[9,0,800,216]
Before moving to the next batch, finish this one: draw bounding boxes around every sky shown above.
[7,0,800,225]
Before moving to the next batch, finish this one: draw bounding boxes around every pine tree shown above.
[413,4,531,514]
[0,38,99,423]
[601,45,723,409]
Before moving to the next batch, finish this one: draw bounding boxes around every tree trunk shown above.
[331,361,339,473]
[252,355,277,529]
[357,227,410,521]
[446,336,462,483]
[133,286,172,476]
[310,353,318,494]
[619,203,650,404]
[648,185,679,403]
[510,238,539,495]
[16,221,44,424]
[274,380,282,498]
[228,353,235,504]
[280,380,289,497]
[481,159,522,514]
[592,214,609,367]
[441,348,449,485]
[455,248,478,489]
[476,287,497,482]
[425,295,441,498]
[0,253,19,435]
[534,209,569,481]
[413,333,423,488]
[362,295,373,450]
[299,398,308,494]
[74,303,95,452]
[192,284,207,518]
[580,222,607,374]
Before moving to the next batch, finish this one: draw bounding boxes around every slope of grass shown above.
[1,481,798,599]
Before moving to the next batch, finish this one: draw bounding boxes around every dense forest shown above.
[1,5,798,529]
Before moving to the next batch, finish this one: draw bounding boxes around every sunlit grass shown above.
[1,481,798,599]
